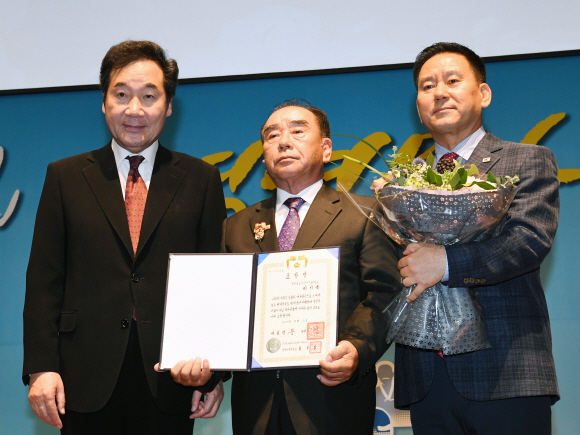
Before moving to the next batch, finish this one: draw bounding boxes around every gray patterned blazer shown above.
[395,132,560,408]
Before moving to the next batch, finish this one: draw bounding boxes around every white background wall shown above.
[1,0,578,91]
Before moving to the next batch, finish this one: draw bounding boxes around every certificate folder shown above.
[159,247,340,371]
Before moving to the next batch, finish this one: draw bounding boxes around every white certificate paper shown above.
[159,254,254,371]
[251,248,339,369]
[159,247,339,371]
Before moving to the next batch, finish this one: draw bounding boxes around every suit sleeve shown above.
[220,216,228,253]
[446,145,559,287]
[196,165,226,254]
[23,163,66,383]
[340,207,402,375]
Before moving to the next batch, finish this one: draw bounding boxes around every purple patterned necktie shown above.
[278,197,305,251]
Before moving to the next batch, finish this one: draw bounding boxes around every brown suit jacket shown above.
[222,184,400,434]
[23,143,226,413]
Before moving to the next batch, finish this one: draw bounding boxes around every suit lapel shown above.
[249,194,278,252]
[293,184,341,250]
[466,132,504,174]
[137,145,184,257]
[83,144,134,257]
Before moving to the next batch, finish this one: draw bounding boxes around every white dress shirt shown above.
[111,139,158,199]
[434,126,486,167]
[275,179,324,236]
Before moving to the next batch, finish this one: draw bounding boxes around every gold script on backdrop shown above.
[203,112,576,213]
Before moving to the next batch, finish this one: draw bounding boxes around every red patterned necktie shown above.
[125,155,147,256]
[439,152,459,162]
[278,197,305,251]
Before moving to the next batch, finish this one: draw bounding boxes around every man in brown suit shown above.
[207,99,398,434]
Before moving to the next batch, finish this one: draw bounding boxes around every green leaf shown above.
[426,153,435,168]
[467,164,479,177]
[396,177,406,186]
[450,168,464,188]
[472,181,497,190]
[426,167,438,184]
[487,171,497,184]
[426,170,443,186]
[459,169,468,185]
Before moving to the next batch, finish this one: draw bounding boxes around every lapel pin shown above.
[254,222,271,242]
[482,157,491,163]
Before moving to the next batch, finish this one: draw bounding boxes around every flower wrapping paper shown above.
[355,183,518,355]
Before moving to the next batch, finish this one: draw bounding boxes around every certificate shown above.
[159,247,339,371]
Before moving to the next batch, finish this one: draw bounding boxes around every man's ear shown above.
[480,83,492,109]
[416,100,424,124]
[166,98,173,117]
[322,138,332,163]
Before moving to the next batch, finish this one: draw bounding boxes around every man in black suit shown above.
[396,42,560,434]
[173,99,400,434]
[23,40,226,434]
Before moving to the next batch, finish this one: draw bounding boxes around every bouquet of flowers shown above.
[342,147,519,355]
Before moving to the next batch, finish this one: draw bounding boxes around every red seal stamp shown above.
[307,322,324,340]
[309,341,322,354]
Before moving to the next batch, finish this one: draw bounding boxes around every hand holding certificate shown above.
[159,247,340,371]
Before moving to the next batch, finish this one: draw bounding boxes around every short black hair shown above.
[413,42,486,89]
[100,40,178,105]
[260,98,330,141]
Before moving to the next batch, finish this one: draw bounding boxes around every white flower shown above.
[465,176,477,185]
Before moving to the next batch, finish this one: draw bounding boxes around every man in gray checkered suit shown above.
[395,42,560,434]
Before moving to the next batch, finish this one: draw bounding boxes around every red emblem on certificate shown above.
[307,322,324,340]
[309,341,322,353]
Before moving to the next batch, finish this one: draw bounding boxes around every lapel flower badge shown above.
[253,222,270,242]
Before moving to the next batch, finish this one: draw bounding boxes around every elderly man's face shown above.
[416,52,491,147]
[261,106,332,194]
[102,60,172,153]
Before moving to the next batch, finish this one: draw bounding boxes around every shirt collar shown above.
[275,179,323,211]
[111,139,158,169]
[434,127,486,163]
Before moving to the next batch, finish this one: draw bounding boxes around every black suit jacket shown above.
[395,133,560,407]
[23,143,226,413]
[222,184,400,435]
